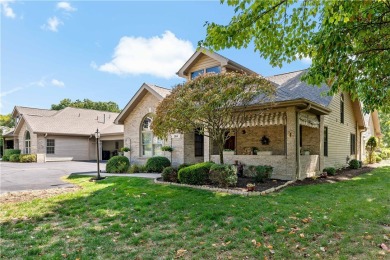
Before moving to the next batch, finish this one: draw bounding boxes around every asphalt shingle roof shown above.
[15,106,123,136]
[265,70,333,107]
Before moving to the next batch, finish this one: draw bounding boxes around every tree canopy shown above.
[0,114,14,128]
[152,72,276,164]
[51,98,120,112]
[379,111,390,147]
[200,0,390,112]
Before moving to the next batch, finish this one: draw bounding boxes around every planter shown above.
[304,151,310,155]
[247,186,255,192]
[124,151,130,158]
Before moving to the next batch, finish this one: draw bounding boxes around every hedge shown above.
[349,159,361,169]
[3,149,21,161]
[9,154,21,162]
[106,156,130,173]
[145,156,171,173]
[178,162,214,185]
[323,167,336,175]
[20,154,37,163]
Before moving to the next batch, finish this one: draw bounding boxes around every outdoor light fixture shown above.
[91,128,105,181]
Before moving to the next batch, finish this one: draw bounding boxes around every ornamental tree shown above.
[366,136,378,163]
[200,0,390,112]
[152,72,276,164]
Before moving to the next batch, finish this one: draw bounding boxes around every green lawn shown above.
[1,167,389,259]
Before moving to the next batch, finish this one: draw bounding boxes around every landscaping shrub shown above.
[178,163,193,171]
[161,167,178,182]
[4,149,21,157]
[379,149,390,160]
[254,165,273,183]
[2,155,10,161]
[20,154,37,163]
[106,156,130,173]
[376,155,382,163]
[243,165,257,177]
[323,167,336,176]
[128,164,140,173]
[9,154,20,162]
[209,164,237,188]
[178,162,214,185]
[349,159,361,169]
[145,156,171,173]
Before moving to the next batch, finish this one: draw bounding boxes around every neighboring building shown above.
[3,106,123,162]
[116,49,378,180]
[362,111,382,160]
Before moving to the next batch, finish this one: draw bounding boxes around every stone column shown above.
[319,115,325,173]
[285,107,297,180]
[203,130,210,162]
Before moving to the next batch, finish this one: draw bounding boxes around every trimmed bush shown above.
[145,156,171,173]
[243,165,257,178]
[9,154,20,162]
[106,156,130,173]
[379,149,390,160]
[323,167,336,176]
[128,164,140,173]
[178,162,214,185]
[178,163,193,171]
[162,167,178,182]
[376,155,382,163]
[254,165,273,183]
[5,149,21,156]
[209,164,237,188]
[349,159,361,169]
[20,154,37,163]
[2,155,10,161]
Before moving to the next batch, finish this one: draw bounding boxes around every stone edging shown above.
[154,179,295,196]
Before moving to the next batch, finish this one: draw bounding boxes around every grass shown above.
[1,167,389,259]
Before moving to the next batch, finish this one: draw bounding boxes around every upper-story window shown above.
[206,66,221,74]
[191,69,204,80]
[190,66,221,80]
[340,94,344,124]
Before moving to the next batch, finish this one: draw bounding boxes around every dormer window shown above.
[206,66,221,74]
[191,69,204,80]
[190,66,221,80]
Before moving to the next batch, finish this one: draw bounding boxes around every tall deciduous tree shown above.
[200,0,390,112]
[51,98,120,112]
[152,72,275,164]
[379,111,390,147]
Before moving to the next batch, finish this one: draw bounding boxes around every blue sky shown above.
[1,1,311,114]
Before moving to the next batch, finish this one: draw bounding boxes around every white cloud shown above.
[57,1,76,12]
[51,79,65,87]
[42,16,62,32]
[0,87,23,97]
[1,0,16,18]
[96,31,194,79]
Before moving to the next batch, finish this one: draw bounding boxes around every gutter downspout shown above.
[296,104,311,180]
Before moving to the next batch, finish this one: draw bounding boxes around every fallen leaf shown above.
[269,250,275,254]
[289,216,298,220]
[300,233,305,238]
[175,249,187,258]
[267,244,273,249]
[320,247,326,252]
[301,218,312,224]
[199,242,205,245]
[380,243,390,252]
[225,241,231,245]
[212,243,218,247]
[364,235,373,240]
[243,228,249,231]
[276,229,285,233]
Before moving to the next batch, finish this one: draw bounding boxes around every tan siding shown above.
[186,54,220,80]
[324,93,357,169]
[45,136,91,160]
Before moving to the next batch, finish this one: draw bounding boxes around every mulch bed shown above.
[289,166,375,187]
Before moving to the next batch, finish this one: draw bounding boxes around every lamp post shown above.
[92,128,105,181]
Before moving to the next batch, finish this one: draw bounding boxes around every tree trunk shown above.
[218,144,224,164]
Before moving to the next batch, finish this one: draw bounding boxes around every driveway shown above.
[0,161,161,194]
[0,161,103,194]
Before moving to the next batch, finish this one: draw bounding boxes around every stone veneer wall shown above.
[301,125,320,155]
[17,122,38,154]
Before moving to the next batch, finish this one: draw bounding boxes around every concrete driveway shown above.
[0,161,103,194]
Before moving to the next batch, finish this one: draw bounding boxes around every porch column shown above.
[319,115,325,173]
[286,107,297,180]
[203,130,210,162]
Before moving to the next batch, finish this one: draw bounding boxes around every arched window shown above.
[25,131,31,154]
[340,94,344,124]
[141,116,163,157]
